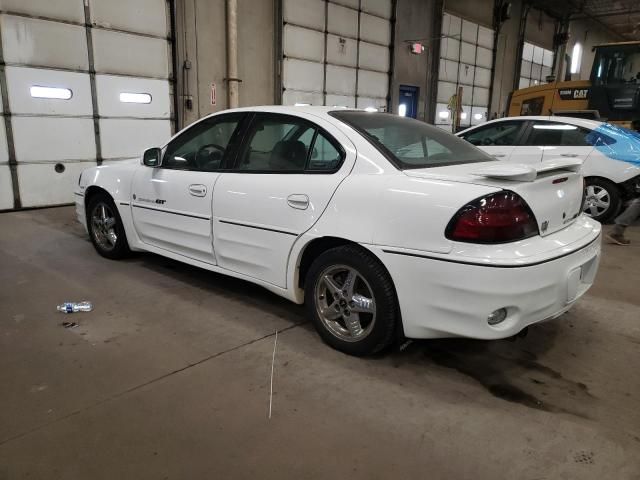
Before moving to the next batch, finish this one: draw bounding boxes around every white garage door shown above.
[435,13,494,131]
[0,0,173,209]
[281,0,392,111]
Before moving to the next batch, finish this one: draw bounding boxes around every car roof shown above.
[457,115,605,133]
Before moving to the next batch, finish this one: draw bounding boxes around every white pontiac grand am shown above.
[76,106,601,356]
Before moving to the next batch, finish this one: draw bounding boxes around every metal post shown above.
[226,0,239,108]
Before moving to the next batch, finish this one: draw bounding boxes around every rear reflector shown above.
[445,191,539,244]
[552,177,568,184]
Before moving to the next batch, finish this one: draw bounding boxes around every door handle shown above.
[491,153,506,158]
[560,153,578,158]
[189,184,207,197]
[287,194,309,210]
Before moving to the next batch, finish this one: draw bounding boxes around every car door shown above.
[458,120,527,161]
[212,112,354,288]
[131,112,247,264]
[523,120,594,162]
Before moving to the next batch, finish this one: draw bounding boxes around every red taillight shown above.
[446,191,539,243]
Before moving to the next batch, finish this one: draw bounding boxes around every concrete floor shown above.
[0,206,639,479]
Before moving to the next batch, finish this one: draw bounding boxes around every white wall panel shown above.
[6,66,92,116]
[17,162,91,207]
[325,65,356,95]
[361,0,392,19]
[99,119,171,159]
[90,0,168,38]
[12,117,95,162]
[283,25,325,62]
[357,70,388,97]
[356,96,386,110]
[0,165,12,209]
[359,13,390,45]
[327,3,358,37]
[358,42,389,73]
[283,0,325,30]
[0,0,85,23]
[282,90,324,106]
[283,58,324,92]
[1,16,88,71]
[96,75,170,118]
[326,34,357,67]
[325,94,355,107]
[92,29,169,78]
[0,117,8,164]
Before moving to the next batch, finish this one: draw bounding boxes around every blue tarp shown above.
[586,124,640,166]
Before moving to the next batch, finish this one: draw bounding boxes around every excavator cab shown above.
[589,42,640,130]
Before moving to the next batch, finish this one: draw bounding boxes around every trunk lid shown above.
[404,159,585,236]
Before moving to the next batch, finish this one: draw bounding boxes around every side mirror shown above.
[142,147,162,167]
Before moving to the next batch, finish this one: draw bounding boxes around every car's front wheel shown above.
[86,192,130,259]
[305,245,398,356]
[583,178,621,223]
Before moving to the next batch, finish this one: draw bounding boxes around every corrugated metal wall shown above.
[0,0,174,210]
[281,0,393,110]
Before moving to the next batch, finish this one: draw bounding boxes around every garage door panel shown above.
[474,66,491,88]
[478,26,493,49]
[1,16,88,71]
[439,59,458,83]
[361,0,392,19]
[325,94,355,108]
[283,25,325,62]
[283,58,324,92]
[0,165,13,209]
[471,106,487,125]
[472,87,489,106]
[17,162,92,207]
[283,0,325,30]
[357,70,388,98]
[96,75,170,118]
[359,13,390,45]
[458,63,475,86]
[461,20,478,43]
[12,117,96,162]
[326,34,357,67]
[435,102,452,125]
[100,118,170,159]
[358,42,389,73]
[331,0,359,9]
[442,13,461,37]
[6,66,92,116]
[356,96,386,110]
[436,81,457,103]
[460,42,476,66]
[92,29,169,78]
[476,46,492,69]
[325,65,356,95]
[0,0,85,23]
[90,0,168,38]
[327,3,358,37]
[0,117,8,164]
[440,37,460,61]
[282,90,324,106]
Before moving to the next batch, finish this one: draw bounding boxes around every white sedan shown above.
[457,116,640,223]
[76,106,601,356]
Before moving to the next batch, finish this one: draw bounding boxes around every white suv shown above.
[458,116,640,222]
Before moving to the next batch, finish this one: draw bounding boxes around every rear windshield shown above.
[330,111,493,169]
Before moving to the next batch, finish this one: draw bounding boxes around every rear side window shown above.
[330,111,492,169]
[236,114,344,172]
[520,96,545,115]
[524,122,591,146]
[461,121,523,146]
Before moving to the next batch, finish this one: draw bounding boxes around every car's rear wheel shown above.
[304,245,398,356]
[583,178,621,223]
[87,193,130,259]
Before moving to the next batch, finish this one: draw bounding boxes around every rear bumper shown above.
[372,218,602,339]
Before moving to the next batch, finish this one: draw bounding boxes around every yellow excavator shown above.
[508,41,640,130]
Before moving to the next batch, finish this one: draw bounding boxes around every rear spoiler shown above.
[471,158,583,182]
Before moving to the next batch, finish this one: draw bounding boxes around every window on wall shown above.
[435,13,495,131]
[519,42,553,89]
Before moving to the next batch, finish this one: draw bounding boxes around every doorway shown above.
[399,85,419,118]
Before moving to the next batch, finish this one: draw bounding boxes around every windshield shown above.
[330,111,492,169]
[591,45,640,86]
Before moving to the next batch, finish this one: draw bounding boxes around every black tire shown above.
[304,245,398,356]
[86,192,130,259]
[584,178,622,223]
